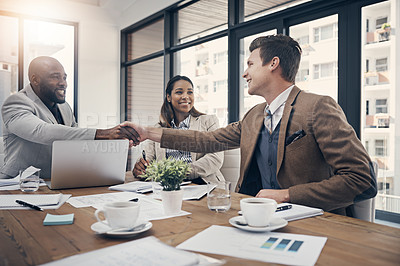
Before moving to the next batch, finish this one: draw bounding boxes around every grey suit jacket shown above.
[1,84,96,179]
[160,87,377,214]
[141,115,224,183]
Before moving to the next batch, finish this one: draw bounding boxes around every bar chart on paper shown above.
[176,225,327,266]
[261,237,304,252]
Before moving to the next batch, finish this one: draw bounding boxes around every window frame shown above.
[0,10,79,119]
[120,0,396,222]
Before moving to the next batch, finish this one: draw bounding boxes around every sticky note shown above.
[43,213,74,225]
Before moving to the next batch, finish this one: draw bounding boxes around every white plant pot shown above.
[161,189,183,216]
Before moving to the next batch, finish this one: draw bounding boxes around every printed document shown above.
[67,192,191,220]
[177,225,327,266]
[41,236,223,266]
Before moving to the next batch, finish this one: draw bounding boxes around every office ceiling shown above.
[65,0,138,13]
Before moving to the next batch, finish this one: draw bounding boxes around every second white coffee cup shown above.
[240,198,277,227]
[95,201,140,229]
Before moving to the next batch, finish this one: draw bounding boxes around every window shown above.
[296,35,309,46]
[122,0,400,220]
[290,15,338,101]
[23,19,75,107]
[376,58,388,72]
[0,14,77,133]
[213,51,227,64]
[239,30,276,118]
[361,1,398,218]
[375,17,387,29]
[375,139,386,156]
[375,99,387,113]
[313,62,337,79]
[175,37,228,126]
[313,23,338,42]
[213,80,226,92]
[295,69,309,83]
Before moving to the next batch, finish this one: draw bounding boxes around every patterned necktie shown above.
[264,108,273,134]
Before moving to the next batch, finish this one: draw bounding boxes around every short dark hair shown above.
[159,75,205,128]
[249,34,302,83]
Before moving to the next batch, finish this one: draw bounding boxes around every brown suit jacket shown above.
[161,86,377,214]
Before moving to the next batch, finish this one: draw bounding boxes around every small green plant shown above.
[140,158,191,191]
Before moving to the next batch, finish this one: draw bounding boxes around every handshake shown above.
[95,121,161,147]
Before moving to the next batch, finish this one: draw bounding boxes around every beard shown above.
[40,84,66,104]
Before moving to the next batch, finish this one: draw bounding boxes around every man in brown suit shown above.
[125,34,376,216]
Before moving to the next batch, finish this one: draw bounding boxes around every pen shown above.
[276,204,292,212]
[142,150,146,161]
[15,200,43,211]
[129,198,139,202]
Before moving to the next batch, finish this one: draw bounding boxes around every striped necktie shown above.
[264,108,273,134]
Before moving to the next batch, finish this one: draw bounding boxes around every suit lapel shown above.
[58,104,71,126]
[25,84,58,124]
[276,86,301,174]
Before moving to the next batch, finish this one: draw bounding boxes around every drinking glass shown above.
[207,181,231,212]
[19,169,40,192]
[151,176,162,197]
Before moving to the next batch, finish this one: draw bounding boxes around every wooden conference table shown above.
[0,173,399,266]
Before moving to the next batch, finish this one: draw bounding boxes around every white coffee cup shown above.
[94,201,140,229]
[240,198,277,227]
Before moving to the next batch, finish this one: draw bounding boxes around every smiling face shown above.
[29,57,67,106]
[167,80,194,117]
[242,48,272,98]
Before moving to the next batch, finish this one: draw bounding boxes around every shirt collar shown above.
[171,115,191,129]
[265,84,294,115]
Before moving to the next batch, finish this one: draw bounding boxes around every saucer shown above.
[91,221,152,237]
[229,216,287,232]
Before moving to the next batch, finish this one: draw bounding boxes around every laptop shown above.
[48,140,129,189]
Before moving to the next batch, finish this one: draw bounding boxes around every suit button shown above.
[271,183,275,189]
[268,160,272,166]
[269,137,273,143]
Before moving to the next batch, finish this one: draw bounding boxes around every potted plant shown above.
[141,158,191,215]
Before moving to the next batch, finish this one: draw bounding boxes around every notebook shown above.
[48,140,129,189]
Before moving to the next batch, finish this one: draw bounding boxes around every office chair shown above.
[220,149,240,192]
[349,161,378,222]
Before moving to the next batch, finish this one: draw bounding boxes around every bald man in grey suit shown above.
[1,56,135,179]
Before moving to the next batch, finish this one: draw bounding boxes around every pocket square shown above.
[285,129,306,146]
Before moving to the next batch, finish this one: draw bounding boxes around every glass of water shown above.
[207,181,231,212]
[19,169,40,192]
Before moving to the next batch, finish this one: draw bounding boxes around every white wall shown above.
[0,0,120,129]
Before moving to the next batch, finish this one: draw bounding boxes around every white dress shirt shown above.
[264,85,294,132]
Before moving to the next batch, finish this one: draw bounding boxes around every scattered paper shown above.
[67,192,191,221]
[41,236,203,266]
[177,225,327,266]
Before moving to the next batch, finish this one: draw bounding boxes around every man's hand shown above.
[132,158,149,179]
[120,122,162,144]
[95,123,140,146]
[256,189,290,203]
